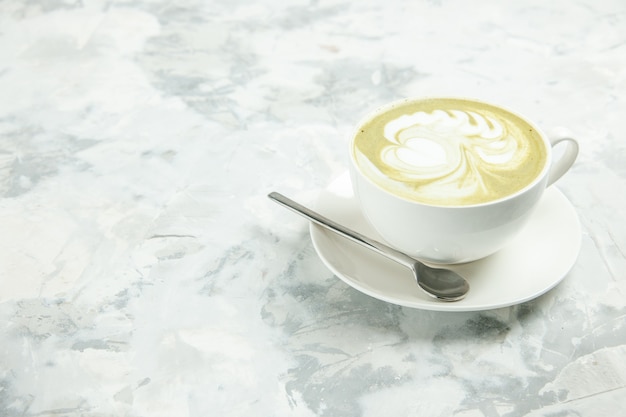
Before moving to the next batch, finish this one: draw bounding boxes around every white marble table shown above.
[1,0,625,416]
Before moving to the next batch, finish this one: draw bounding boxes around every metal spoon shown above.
[268,192,470,301]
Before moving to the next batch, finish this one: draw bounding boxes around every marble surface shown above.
[1,0,625,415]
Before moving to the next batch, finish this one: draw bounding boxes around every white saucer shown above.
[309,172,581,311]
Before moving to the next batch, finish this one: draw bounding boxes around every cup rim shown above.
[349,96,553,208]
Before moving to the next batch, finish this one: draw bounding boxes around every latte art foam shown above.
[353,98,547,206]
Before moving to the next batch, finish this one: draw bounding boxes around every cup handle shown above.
[547,133,579,187]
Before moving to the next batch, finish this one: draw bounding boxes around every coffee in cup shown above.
[349,97,578,264]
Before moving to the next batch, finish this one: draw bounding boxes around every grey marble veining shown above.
[1,0,626,416]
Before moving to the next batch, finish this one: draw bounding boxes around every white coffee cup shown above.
[349,97,579,264]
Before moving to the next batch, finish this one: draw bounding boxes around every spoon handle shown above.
[268,192,417,271]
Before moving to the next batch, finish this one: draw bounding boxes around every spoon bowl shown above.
[268,192,470,301]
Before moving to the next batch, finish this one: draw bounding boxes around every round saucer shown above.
[309,172,581,311]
